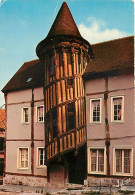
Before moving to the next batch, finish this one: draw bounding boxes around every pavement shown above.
[0,183,135,195]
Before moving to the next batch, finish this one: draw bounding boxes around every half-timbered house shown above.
[2,1,134,187]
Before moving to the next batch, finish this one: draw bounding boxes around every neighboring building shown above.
[2,2,134,187]
[0,109,5,176]
[84,36,134,186]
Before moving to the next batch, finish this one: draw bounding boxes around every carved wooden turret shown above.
[36,2,94,165]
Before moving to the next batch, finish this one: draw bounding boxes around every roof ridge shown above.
[23,59,39,64]
[91,35,134,46]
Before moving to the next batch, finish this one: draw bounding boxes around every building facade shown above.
[84,36,134,186]
[2,60,47,186]
[2,2,134,187]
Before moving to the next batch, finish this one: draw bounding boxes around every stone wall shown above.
[87,177,135,188]
[3,174,47,187]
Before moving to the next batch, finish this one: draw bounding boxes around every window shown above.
[67,78,73,88]
[50,56,55,77]
[90,99,101,123]
[113,148,133,176]
[67,103,75,131]
[37,147,46,167]
[36,105,44,122]
[52,109,57,138]
[111,96,124,122]
[22,107,29,123]
[26,77,32,83]
[18,148,29,169]
[45,109,57,142]
[88,148,106,174]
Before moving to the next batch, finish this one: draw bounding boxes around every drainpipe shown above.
[31,88,34,175]
[104,76,110,176]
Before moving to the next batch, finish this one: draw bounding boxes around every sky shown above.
[0,0,134,107]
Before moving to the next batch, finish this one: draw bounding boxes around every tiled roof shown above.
[2,59,43,93]
[84,36,134,79]
[0,109,5,130]
[2,36,134,93]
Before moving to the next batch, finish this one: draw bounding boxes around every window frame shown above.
[111,96,124,123]
[113,147,133,176]
[22,107,30,124]
[88,147,106,175]
[36,105,44,123]
[90,98,102,124]
[17,147,29,170]
[36,147,46,168]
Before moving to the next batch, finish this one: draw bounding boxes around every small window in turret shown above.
[52,109,57,138]
[67,103,75,131]
[49,56,55,77]
[67,78,73,88]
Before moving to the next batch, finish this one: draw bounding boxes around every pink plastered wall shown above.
[6,87,46,177]
[85,73,135,176]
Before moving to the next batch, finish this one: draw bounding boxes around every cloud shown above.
[0,0,7,7]
[78,17,128,44]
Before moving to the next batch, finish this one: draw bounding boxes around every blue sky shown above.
[0,0,134,106]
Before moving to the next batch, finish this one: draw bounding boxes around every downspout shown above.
[104,76,110,176]
[31,89,34,175]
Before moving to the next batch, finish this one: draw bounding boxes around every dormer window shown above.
[26,78,32,83]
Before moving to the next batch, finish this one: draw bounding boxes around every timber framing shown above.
[37,33,92,164]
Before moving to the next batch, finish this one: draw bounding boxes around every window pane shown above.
[20,148,28,168]
[23,108,29,123]
[91,149,97,172]
[98,150,104,172]
[97,117,100,122]
[37,106,44,122]
[39,148,45,166]
[113,97,122,121]
[92,100,100,122]
[124,150,130,173]
[116,150,122,173]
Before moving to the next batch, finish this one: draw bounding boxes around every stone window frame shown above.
[36,105,44,123]
[36,147,46,169]
[113,147,133,176]
[111,96,124,123]
[17,147,29,170]
[21,107,30,124]
[88,147,106,175]
[89,98,102,124]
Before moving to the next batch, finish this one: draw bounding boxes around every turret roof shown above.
[47,1,82,38]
